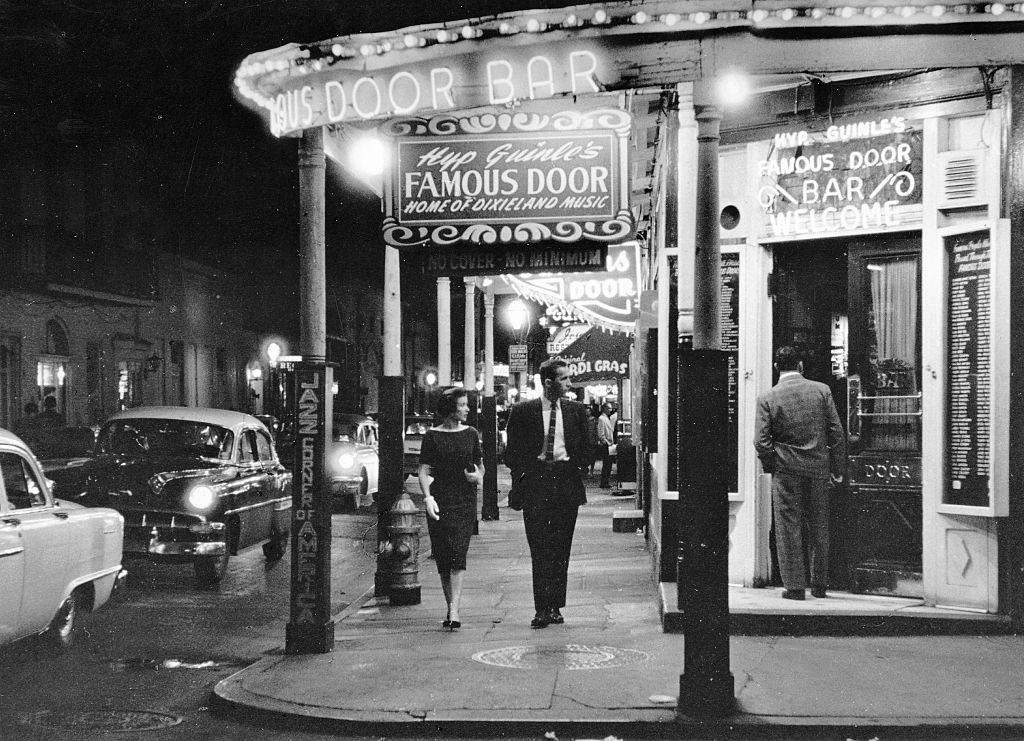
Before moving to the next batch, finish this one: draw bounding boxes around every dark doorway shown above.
[771,233,923,596]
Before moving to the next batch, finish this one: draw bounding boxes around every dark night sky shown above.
[3,2,579,257]
[2,0,583,320]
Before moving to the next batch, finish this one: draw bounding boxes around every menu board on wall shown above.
[945,229,991,507]
[721,253,740,493]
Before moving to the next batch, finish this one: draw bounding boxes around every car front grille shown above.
[123,511,208,543]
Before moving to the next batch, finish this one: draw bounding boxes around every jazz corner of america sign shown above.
[381,107,634,248]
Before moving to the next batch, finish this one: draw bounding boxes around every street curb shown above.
[209,682,1024,740]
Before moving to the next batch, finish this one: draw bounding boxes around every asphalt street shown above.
[0,509,383,741]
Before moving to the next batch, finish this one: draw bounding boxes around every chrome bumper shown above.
[329,475,361,495]
[124,517,227,559]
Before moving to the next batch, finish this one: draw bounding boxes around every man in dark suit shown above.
[505,358,592,628]
[754,346,845,600]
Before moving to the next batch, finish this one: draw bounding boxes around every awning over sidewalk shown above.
[554,326,631,383]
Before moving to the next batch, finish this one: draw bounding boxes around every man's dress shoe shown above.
[781,588,805,601]
[548,608,564,624]
[530,611,550,629]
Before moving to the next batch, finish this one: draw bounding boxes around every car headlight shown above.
[336,452,356,470]
[188,485,216,510]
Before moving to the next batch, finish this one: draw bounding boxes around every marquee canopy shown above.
[234,1,1024,137]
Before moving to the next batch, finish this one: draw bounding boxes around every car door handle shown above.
[2,517,21,527]
[52,510,70,520]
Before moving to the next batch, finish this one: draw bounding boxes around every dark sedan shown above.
[48,406,291,586]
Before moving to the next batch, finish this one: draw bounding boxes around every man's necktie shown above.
[544,402,558,461]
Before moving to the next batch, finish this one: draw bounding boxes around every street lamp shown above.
[506,298,529,336]
[266,341,282,367]
[349,133,390,178]
[265,341,283,418]
[505,298,532,396]
[714,70,752,108]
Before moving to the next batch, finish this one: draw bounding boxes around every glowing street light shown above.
[715,71,752,108]
[266,341,282,367]
[349,133,390,177]
[506,298,530,332]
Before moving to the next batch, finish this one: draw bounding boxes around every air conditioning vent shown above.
[938,150,986,209]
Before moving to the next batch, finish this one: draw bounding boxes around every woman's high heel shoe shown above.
[442,619,452,630]
[448,620,461,631]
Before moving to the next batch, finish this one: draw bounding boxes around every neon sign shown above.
[264,47,606,137]
[758,117,923,239]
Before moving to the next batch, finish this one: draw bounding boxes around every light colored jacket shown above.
[596,413,614,446]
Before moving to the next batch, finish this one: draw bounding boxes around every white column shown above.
[484,286,495,395]
[464,278,476,388]
[437,277,451,385]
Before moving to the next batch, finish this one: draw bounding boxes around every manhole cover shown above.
[20,709,183,732]
[472,644,650,670]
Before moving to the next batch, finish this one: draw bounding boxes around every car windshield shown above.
[333,418,359,441]
[96,418,234,460]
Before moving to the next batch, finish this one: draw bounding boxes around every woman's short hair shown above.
[436,387,468,418]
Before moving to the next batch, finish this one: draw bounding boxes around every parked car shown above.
[1,427,126,650]
[402,414,435,479]
[47,407,291,586]
[329,413,379,508]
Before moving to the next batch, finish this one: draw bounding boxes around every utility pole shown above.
[286,125,334,654]
[676,82,734,715]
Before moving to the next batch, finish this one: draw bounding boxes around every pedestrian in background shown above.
[596,403,615,489]
[754,345,845,600]
[504,358,591,629]
[585,404,600,474]
[37,395,64,429]
[418,387,483,632]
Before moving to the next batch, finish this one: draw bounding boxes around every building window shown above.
[45,319,70,356]
[36,356,67,419]
[118,360,143,410]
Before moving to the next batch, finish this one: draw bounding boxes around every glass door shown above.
[846,236,923,596]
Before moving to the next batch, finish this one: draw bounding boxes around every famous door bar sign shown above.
[381,108,633,248]
[758,116,923,240]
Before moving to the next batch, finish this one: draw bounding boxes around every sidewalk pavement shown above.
[214,476,1024,736]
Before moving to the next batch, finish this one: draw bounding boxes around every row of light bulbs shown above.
[236,2,1023,83]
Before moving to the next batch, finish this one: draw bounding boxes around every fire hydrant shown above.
[379,489,421,605]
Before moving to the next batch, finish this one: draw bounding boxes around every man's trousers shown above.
[523,464,581,612]
[772,471,830,591]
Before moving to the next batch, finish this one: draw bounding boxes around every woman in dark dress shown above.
[417,387,483,631]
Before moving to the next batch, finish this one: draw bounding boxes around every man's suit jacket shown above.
[754,373,845,480]
[505,397,592,504]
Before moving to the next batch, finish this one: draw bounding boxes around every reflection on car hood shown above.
[69,453,225,507]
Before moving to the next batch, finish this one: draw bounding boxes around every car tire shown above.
[194,550,230,586]
[263,531,288,562]
[44,591,79,651]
